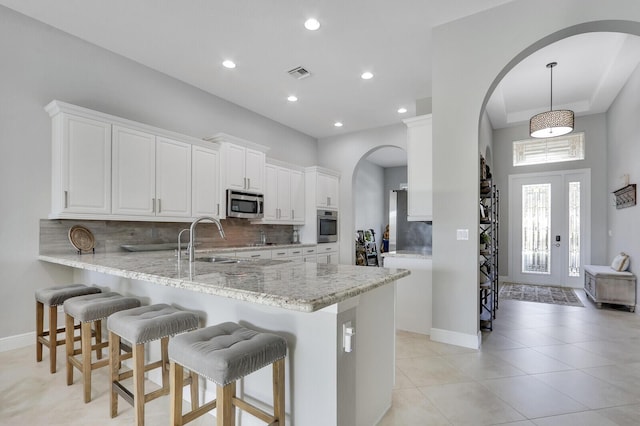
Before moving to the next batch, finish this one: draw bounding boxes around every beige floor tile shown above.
[596,403,640,426]
[439,351,526,380]
[481,375,587,418]
[419,382,525,425]
[396,335,439,359]
[531,344,615,369]
[530,325,598,343]
[534,370,640,409]
[530,410,620,426]
[480,331,526,352]
[396,356,473,387]
[582,363,640,398]
[394,367,415,390]
[490,347,572,374]
[574,339,640,364]
[495,328,564,347]
[377,388,452,426]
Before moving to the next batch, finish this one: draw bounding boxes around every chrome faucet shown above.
[176,228,189,262]
[188,216,226,263]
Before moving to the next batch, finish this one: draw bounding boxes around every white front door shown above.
[509,170,590,288]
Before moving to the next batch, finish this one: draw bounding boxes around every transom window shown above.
[513,132,584,167]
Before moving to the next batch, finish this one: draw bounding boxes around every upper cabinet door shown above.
[290,169,304,223]
[192,145,222,218]
[404,115,432,221]
[59,114,112,215]
[263,164,278,220]
[225,144,247,191]
[245,148,265,193]
[316,172,339,209]
[112,125,156,216]
[156,137,191,217]
[276,167,291,220]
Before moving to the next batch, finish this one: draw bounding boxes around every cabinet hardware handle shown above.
[64,191,68,209]
[244,177,247,189]
[251,254,260,258]
[327,196,330,206]
[152,198,156,213]
[158,199,161,213]
[277,252,286,255]
[247,178,251,189]
[217,203,220,216]
[292,210,294,219]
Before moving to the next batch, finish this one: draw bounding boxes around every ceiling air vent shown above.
[287,66,311,80]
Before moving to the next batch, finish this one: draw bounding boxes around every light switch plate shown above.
[456,229,469,240]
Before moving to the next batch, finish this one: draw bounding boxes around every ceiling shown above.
[0,0,514,140]
[2,2,639,170]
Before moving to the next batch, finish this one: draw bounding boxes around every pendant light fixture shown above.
[529,62,574,138]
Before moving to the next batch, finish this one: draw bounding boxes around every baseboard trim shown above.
[0,332,34,352]
[430,327,480,349]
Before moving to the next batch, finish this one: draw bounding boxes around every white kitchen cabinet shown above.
[47,106,112,217]
[290,170,304,224]
[403,115,432,221]
[112,126,156,216]
[112,127,191,217]
[302,246,317,262]
[316,172,339,209]
[208,134,268,193]
[235,250,272,260]
[263,161,304,224]
[383,255,432,335]
[192,145,223,218]
[316,243,339,264]
[155,137,191,217]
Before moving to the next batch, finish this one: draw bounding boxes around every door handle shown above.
[554,243,561,247]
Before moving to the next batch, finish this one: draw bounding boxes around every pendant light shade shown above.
[529,62,574,138]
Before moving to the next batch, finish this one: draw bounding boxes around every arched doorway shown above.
[353,146,407,265]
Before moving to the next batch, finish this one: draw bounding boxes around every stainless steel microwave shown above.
[227,190,264,219]
[317,210,338,243]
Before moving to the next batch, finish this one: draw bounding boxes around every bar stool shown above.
[35,284,101,373]
[64,292,141,403]
[107,304,200,426]
[169,322,287,426]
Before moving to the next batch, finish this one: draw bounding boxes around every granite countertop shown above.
[381,250,432,260]
[39,251,409,313]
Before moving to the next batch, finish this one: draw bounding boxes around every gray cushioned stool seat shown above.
[169,322,287,386]
[107,304,199,344]
[64,292,140,323]
[35,284,101,306]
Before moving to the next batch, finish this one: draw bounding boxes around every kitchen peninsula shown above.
[39,249,409,425]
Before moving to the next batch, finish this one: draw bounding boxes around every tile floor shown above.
[2,289,640,425]
[379,289,640,425]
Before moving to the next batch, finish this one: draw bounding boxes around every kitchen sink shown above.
[195,256,242,264]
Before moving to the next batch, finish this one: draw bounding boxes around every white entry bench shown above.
[584,265,637,312]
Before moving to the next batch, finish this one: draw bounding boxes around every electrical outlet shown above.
[456,229,469,240]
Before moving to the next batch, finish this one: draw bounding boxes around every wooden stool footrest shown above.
[113,381,134,406]
[182,399,217,424]
[233,397,277,424]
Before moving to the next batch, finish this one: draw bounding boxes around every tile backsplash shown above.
[40,218,295,255]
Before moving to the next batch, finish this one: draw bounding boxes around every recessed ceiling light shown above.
[304,18,320,31]
[334,122,343,128]
[397,107,408,114]
[361,72,374,80]
[222,60,236,69]
[287,95,298,102]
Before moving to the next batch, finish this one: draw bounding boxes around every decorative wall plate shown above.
[68,225,95,252]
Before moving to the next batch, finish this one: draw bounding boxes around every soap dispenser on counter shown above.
[292,228,300,244]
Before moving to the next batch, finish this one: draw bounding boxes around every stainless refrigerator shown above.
[388,190,432,254]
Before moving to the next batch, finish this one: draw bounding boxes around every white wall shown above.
[354,160,385,244]
[383,166,408,228]
[431,0,640,347]
[0,7,317,342]
[607,62,640,268]
[492,114,609,277]
[318,124,407,265]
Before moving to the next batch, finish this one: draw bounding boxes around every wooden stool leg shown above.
[170,361,184,426]
[217,382,236,426]
[49,306,58,374]
[161,337,169,393]
[109,331,120,418]
[65,314,74,386]
[36,301,44,363]
[81,321,93,403]
[273,358,285,425]
[95,319,103,360]
[190,372,199,410]
[133,343,145,426]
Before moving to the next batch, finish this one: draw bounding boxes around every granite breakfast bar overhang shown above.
[39,251,409,426]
